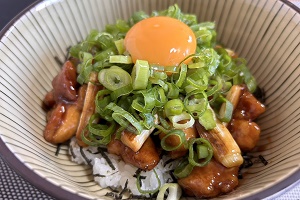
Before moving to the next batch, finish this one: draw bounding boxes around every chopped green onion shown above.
[173,159,194,179]
[114,39,125,54]
[169,112,195,129]
[88,113,116,137]
[154,87,168,107]
[131,89,156,113]
[198,105,216,130]
[129,11,149,25]
[109,55,132,64]
[156,183,182,200]
[110,84,133,100]
[105,102,144,134]
[197,145,209,159]
[218,97,234,123]
[131,60,150,90]
[98,66,132,91]
[187,60,205,69]
[136,169,161,194]
[150,68,168,80]
[166,83,180,99]
[206,76,223,97]
[94,47,116,62]
[164,99,184,117]
[158,114,171,130]
[183,68,209,93]
[161,129,187,151]
[188,138,213,167]
[76,52,93,84]
[184,91,208,119]
[174,63,187,87]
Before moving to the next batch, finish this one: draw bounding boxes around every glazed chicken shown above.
[43,61,85,144]
[228,86,266,151]
[107,135,160,171]
[178,159,239,198]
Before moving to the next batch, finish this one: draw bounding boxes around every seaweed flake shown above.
[163,188,170,199]
[93,174,106,178]
[107,186,120,193]
[87,149,97,154]
[69,144,76,159]
[239,154,268,179]
[253,86,266,103]
[164,158,175,167]
[241,157,253,169]
[135,168,142,175]
[105,183,127,200]
[168,170,177,183]
[97,147,116,170]
[119,179,129,197]
[55,143,62,156]
[134,169,149,191]
[238,171,243,179]
[105,192,122,199]
[133,169,146,187]
[87,147,108,154]
[54,56,64,67]
[258,155,268,166]
[65,46,71,61]
[130,194,155,200]
[79,147,92,165]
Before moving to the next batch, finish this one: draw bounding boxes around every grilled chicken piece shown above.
[107,135,160,171]
[44,103,81,144]
[227,86,265,151]
[233,89,266,121]
[228,119,261,152]
[51,61,78,102]
[43,85,87,144]
[43,60,87,144]
[43,89,56,108]
[178,159,239,198]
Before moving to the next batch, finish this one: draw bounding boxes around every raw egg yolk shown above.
[124,16,196,66]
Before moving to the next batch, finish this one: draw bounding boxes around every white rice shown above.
[69,137,179,197]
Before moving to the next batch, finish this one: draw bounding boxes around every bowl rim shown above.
[0,0,299,199]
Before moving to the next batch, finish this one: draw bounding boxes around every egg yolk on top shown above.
[124,16,196,67]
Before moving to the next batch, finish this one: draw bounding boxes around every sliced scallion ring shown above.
[136,169,161,194]
[164,99,184,117]
[156,183,182,200]
[98,65,132,91]
[161,129,187,151]
[114,39,125,54]
[198,105,216,130]
[188,138,213,167]
[109,55,132,64]
[131,59,150,90]
[169,112,195,129]
[174,63,187,87]
[173,159,194,179]
[218,97,233,123]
